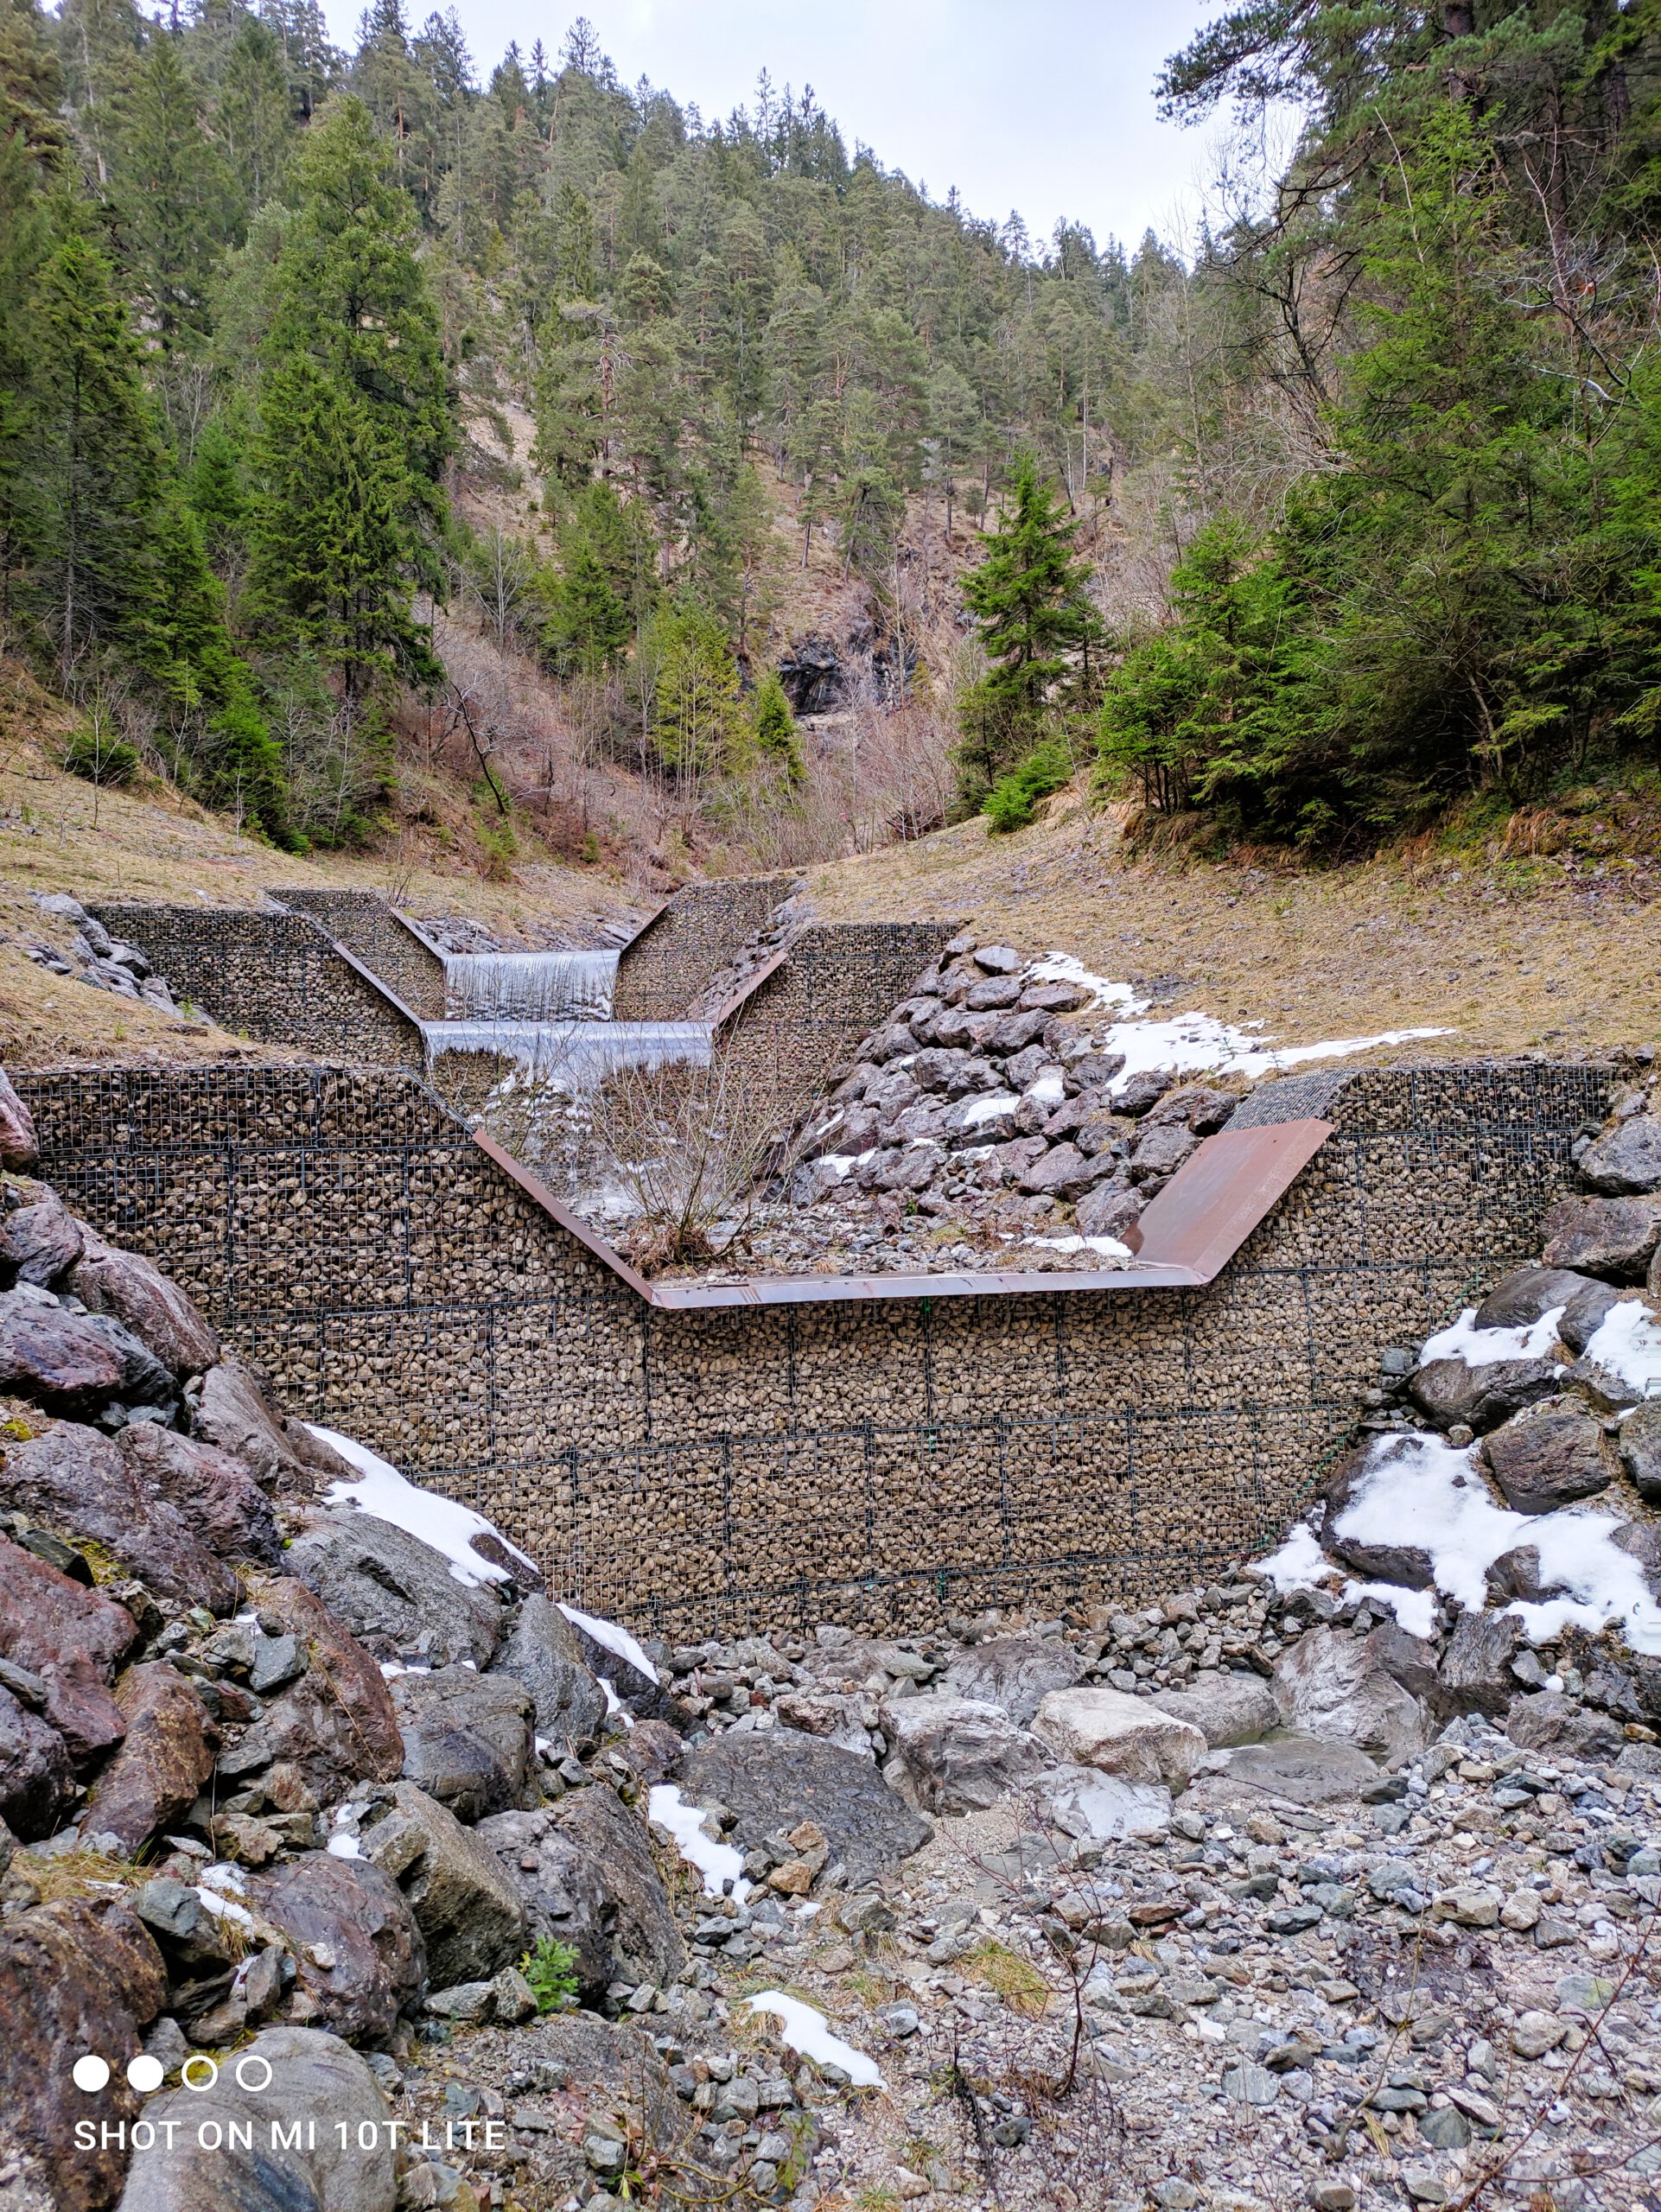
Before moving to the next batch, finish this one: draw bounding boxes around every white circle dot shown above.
[126,2054,164,2094]
[72,2056,111,2093]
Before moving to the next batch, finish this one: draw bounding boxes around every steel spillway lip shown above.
[469,1116,1333,1310]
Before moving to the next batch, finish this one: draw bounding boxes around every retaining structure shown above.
[89,906,425,1071]
[269,889,448,1021]
[20,1055,1609,1640]
[613,875,797,1021]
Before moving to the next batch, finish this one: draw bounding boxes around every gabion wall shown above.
[91,906,425,1071]
[19,1058,1610,1639]
[268,888,449,1021]
[612,875,796,1021]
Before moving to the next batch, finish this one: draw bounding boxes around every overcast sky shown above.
[334,0,1237,253]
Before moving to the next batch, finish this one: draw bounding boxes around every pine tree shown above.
[120,33,232,348]
[956,451,1097,804]
[749,665,803,782]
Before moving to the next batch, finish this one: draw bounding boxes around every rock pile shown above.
[21,894,188,1019]
[741,932,1248,1275]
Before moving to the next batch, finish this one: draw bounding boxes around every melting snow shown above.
[1581,1300,1661,1397]
[961,1091,1019,1128]
[325,1833,362,1860]
[1420,1306,1567,1367]
[311,1426,538,1589]
[1327,1432,1661,1654]
[648,1784,751,1901]
[742,1992,883,2087]
[1026,954,1142,1011]
[1024,1234,1133,1263]
[558,1602,660,1684]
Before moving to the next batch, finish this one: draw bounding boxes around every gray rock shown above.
[224,1576,404,1806]
[1409,1356,1562,1434]
[1035,1764,1172,1840]
[359,1780,526,1988]
[0,1185,82,1288]
[1323,1445,1434,1587]
[1272,1625,1426,1764]
[251,1852,424,2044]
[1129,1122,1198,1180]
[558,1615,693,1733]
[1219,1732,1379,1804]
[480,1785,684,1999]
[1436,1611,1523,1719]
[285,1508,504,1667]
[0,1065,38,1170]
[942,1632,1085,1725]
[0,1292,173,1420]
[1580,1116,1661,1195]
[1148,1672,1277,1748]
[1481,1398,1610,1512]
[680,1729,930,1889]
[1017,1142,1095,1198]
[1485,1545,1555,1604]
[1474,1266,1620,1351]
[971,945,1022,974]
[191,1360,331,1497]
[117,1422,282,1565]
[82,1664,218,1854]
[1505,1692,1624,1759]
[488,1595,608,1753]
[1543,1194,1661,1281]
[391,1665,533,1821]
[881,1695,1052,1814]
[115,2026,397,2212]
[0,1685,73,1840]
[1622,1402,1661,1503]
[1074,1179,1142,1244]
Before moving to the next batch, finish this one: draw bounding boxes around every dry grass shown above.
[964,1937,1053,2018]
[809,779,1661,1062]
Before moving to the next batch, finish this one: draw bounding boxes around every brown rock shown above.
[67,1229,220,1380]
[1408,1356,1561,1433]
[1481,1398,1611,1513]
[1075,1179,1141,1244]
[221,1577,403,1805]
[1542,1195,1661,1282]
[0,1421,238,1611]
[0,1068,39,1172]
[251,1852,424,2045]
[1437,1610,1523,1719]
[0,1898,166,2212]
[0,1683,74,1840]
[1129,1122,1198,1180]
[192,1360,316,1497]
[0,1294,172,1421]
[1017,1141,1095,1198]
[0,1532,136,1678]
[1485,1544,1552,1604]
[117,1423,281,1565]
[83,1663,218,1853]
[39,1654,127,1768]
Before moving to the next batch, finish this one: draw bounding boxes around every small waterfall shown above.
[443,949,619,1021]
[425,1019,713,1090]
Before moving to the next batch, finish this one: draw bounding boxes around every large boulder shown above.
[1480,1398,1611,1512]
[480,1786,684,1998]
[1473,1266,1620,1350]
[1437,1611,1524,1719]
[487,1595,608,1753]
[1032,1687,1206,1789]
[191,1361,328,1498]
[1506,1691,1624,1760]
[1270,1625,1428,1764]
[67,1230,220,1379]
[941,1632,1085,1725]
[0,1684,74,1839]
[1580,1116,1661,1196]
[115,2026,397,2212]
[390,1665,533,1821]
[678,1730,930,1890]
[1216,1732,1380,1804]
[1147,1671,1277,1748]
[0,1898,166,2212]
[0,1067,39,1171]
[560,1612,693,1733]
[1543,1194,1661,1282]
[0,1421,238,1611]
[283,1509,503,1667]
[251,1853,424,2044]
[0,1185,83,1287]
[0,1294,173,1421]
[220,1577,403,1808]
[1408,1355,1562,1434]
[358,1779,526,1988]
[116,1423,281,1565]
[0,1535,133,1763]
[881,1695,1052,1815]
[82,1664,218,1853]
[1323,1444,1434,1587]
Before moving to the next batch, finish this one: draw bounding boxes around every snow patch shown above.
[648,1784,751,1901]
[742,1991,883,2087]
[1420,1306,1567,1368]
[960,1091,1019,1128]
[1328,1431,1661,1655]
[1024,1234,1134,1263]
[325,1832,362,1859]
[599,1678,635,1729]
[1027,954,1143,1012]
[1256,1524,1332,1592]
[1581,1300,1661,1397]
[310,1425,538,1589]
[558,1601,660,1684]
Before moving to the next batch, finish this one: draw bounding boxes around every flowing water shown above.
[443,948,619,1021]
[423,1018,713,1089]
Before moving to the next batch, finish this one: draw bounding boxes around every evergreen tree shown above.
[749,665,803,782]
[956,451,1097,804]
[120,32,232,348]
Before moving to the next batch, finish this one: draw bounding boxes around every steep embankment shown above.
[810,788,1661,1064]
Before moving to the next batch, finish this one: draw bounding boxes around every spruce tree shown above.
[121,32,232,348]
[749,666,803,783]
[956,451,1096,804]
